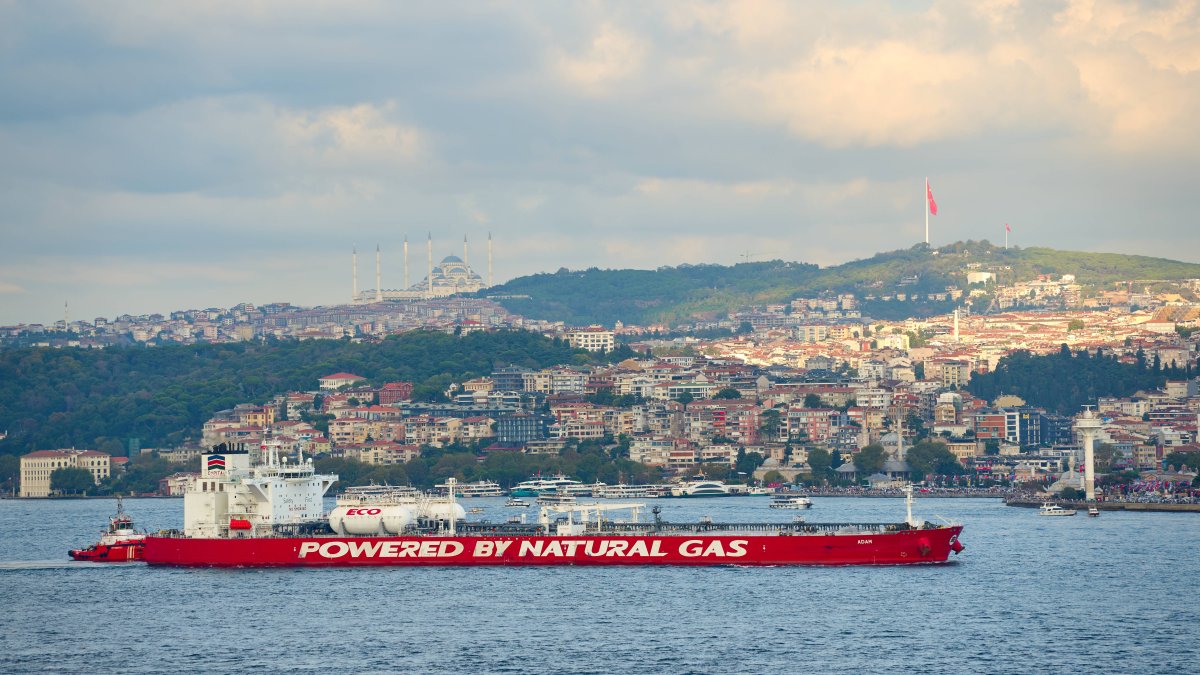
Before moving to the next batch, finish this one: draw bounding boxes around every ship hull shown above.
[144,526,962,567]
[69,540,145,562]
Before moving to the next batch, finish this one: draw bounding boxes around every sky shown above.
[2,0,1199,325]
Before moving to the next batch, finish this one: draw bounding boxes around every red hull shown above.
[69,541,145,562]
[144,526,963,567]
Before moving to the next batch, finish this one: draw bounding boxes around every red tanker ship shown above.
[142,446,964,568]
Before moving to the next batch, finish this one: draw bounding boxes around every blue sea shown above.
[1,496,1196,674]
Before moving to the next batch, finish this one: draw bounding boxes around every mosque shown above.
[350,235,491,303]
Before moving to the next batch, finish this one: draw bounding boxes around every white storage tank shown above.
[420,502,467,522]
[328,505,414,535]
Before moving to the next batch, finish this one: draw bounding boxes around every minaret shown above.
[404,236,410,289]
[488,232,493,288]
[375,245,382,303]
[1075,406,1102,503]
[463,235,469,268]
[953,308,960,343]
[426,233,433,299]
[352,247,358,304]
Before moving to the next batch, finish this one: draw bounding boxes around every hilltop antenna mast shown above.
[427,233,433,300]
[375,245,383,302]
[404,236,410,289]
[488,232,493,287]
[464,235,469,269]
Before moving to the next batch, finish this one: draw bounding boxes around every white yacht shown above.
[1038,503,1077,517]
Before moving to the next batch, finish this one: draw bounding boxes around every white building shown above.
[19,449,112,498]
[566,326,615,352]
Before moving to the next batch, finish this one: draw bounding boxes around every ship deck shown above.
[156,520,949,539]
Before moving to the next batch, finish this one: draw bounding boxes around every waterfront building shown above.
[19,449,112,498]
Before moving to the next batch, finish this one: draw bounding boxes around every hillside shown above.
[0,330,628,455]
[486,241,1200,326]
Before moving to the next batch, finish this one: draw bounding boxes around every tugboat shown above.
[69,497,146,562]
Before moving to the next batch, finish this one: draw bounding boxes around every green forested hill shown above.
[492,261,822,326]
[486,241,1200,326]
[967,347,1171,414]
[0,331,626,455]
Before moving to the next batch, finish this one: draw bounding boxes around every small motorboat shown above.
[505,497,530,508]
[1087,505,1100,517]
[69,497,146,562]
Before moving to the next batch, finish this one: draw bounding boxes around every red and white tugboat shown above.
[69,497,146,562]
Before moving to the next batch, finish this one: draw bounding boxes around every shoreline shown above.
[1005,497,1200,513]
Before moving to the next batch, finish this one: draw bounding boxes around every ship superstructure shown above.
[184,442,337,538]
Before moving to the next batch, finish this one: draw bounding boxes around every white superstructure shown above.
[184,442,338,538]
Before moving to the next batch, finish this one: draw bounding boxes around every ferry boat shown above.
[1038,503,1077,517]
[536,489,577,507]
[140,447,965,567]
[435,480,504,498]
[768,494,813,509]
[668,480,742,498]
[593,484,666,499]
[69,497,146,562]
[510,475,592,497]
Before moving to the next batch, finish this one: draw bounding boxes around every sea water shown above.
[1,496,1196,674]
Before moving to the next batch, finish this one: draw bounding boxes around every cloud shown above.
[0,281,26,294]
[552,23,646,95]
[1,0,1199,324]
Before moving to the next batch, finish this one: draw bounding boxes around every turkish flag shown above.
[1005,223,1011,232]
[927,182,938,215]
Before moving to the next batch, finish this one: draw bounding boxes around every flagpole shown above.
[924,177,929,245]
[1005,226,1008,249]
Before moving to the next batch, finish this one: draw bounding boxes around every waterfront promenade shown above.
[1004,496,1200,512]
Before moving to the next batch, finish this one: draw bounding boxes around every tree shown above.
[50,467,95,495]
[675,392,695,406]
[806,447,831,483]
[1164,451,1200,472]
[735,449,765,477]
[904,440,964,478]
[984,439,1001,456]
[0,454,18,494]
[107,453,188,495]
[1093,443,1120,473]
[854,444,886,476]
[762,470,784,485]
[1067,319,1085,331]
[713,388,742,400]
[803,393,826,409]
[759,408,782,441]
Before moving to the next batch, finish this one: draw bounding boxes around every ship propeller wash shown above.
[141,446,965,567]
